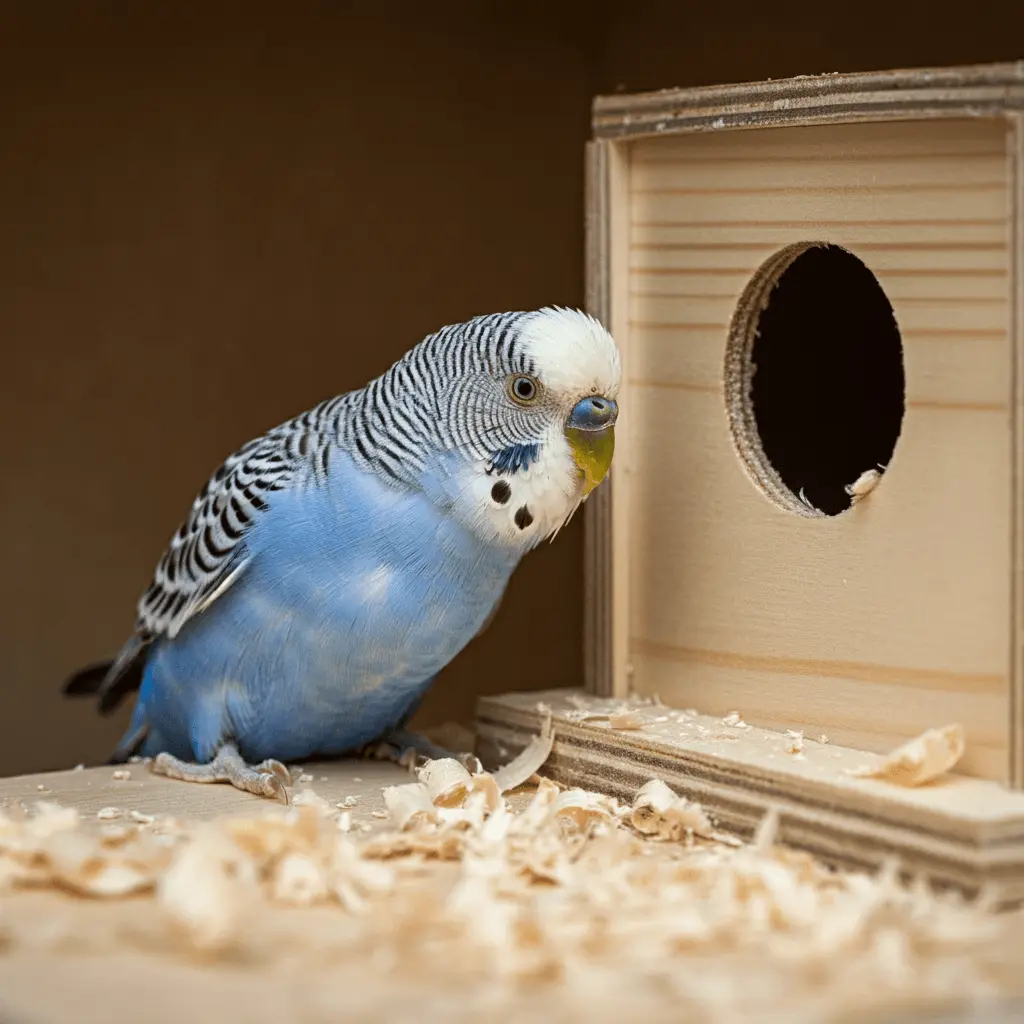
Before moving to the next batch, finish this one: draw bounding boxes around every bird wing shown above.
[63,398,345,713]
[137,406,338,641]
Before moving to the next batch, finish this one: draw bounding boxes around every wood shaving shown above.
[1,773,1022,1020]
[630,779,713,840]
[850,724,965,786]
[419,759,474,808]
[383,783,440,831]
[96,807,122,821]
[722,711,749,728]
[607,711,644,730]
[786,730,805,755]
[490,713,554,792]
[846,467,883,503]
[0,803,169,898]
[110,770,131,781]
[272,850,328,906]
[158,826,258,951]
[297,773,314,784]
[292,789,332,813]
[549,789,618,829]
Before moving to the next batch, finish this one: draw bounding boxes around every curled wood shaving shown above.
[850,725,965,786]
[846,467,883,503]
[631,779,713,840]
[549,789,618,829]
[491,713,554,793]
[419,759,473,807]
[417,760,501,812]
[383,783,439,831]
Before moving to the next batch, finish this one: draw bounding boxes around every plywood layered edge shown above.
[476,689,1024,904]
[583,138,630,698]
[582,141,612,697]
[592,62,1024,140]
[1011,108,1024,786]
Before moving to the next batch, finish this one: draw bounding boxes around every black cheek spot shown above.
[491,480,511,505]
[514,505,534,530]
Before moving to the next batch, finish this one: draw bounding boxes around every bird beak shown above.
[565,395,618,496]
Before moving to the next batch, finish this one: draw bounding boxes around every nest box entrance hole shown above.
[725,242,906,517]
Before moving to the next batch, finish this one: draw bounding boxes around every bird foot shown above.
[150,742,292,802]
[368,729,482,774]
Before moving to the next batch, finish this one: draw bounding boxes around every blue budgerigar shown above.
[64,308,620,799]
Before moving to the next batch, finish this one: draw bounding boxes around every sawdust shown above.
[1,763,1022,1022]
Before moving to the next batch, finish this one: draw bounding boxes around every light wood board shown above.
[477,688,1024,903]
[582,65,1024,786]
[5,752,1024,1022]
[0,759,405,828]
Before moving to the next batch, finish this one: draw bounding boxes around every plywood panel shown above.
[477,688,1024,901]
[623,118,1013,779]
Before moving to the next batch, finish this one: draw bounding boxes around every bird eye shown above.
[508,375,539,405]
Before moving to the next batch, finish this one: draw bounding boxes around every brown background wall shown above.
[1,1,1021,775]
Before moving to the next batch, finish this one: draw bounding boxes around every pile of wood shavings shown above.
[1,765,1023,1023]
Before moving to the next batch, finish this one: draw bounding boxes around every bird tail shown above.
[62,633,150,715]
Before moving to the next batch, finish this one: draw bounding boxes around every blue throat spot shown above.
[488,442,541,476]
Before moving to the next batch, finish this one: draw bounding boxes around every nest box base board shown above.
[476,687,1024,903]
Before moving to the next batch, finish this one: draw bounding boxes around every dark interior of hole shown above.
[749,245,905,516]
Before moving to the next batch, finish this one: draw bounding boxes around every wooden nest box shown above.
[478,62,1024,900]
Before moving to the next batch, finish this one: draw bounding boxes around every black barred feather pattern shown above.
[136,392,356,640]
[134,310,551,642]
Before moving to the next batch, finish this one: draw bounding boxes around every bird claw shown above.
[254,758,293,788]
[150,744,291,803]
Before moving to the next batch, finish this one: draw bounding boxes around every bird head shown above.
[510,307,620,498]
[420,307,621,548]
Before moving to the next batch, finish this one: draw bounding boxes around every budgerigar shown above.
[64,308,620,799]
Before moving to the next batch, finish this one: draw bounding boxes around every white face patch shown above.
[517,308,621,406]
[424,307,621,553]
[454,423,585,550]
